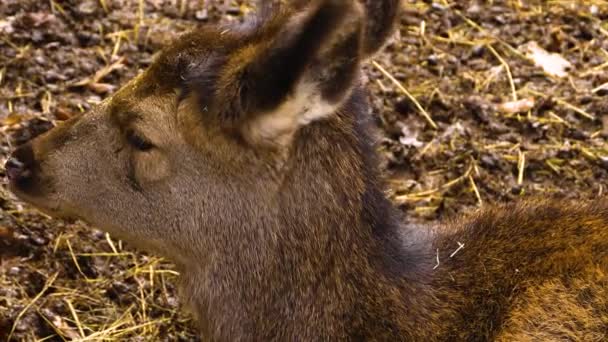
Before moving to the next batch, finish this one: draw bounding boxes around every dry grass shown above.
[374,1,608,218]
[0,0,607,341]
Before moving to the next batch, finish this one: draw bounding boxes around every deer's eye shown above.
[126,130,154,151]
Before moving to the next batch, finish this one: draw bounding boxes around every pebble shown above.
[78,1,97,15]
[8,266,21,276]
[30,236,47,246]
[0,226,13,239]
[195,9,209,21]
[599,157,608,171]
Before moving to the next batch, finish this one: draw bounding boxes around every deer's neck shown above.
[185,89,435,340]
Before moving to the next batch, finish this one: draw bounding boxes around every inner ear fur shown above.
[229,0,364,114]
[215,0,366,146]
[288,0,402,57]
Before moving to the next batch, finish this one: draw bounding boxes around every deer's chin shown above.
[37,206,81,224]
[9,186,79,222]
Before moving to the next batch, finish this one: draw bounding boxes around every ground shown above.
[0,1,607,341]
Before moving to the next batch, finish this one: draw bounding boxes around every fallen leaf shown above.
[72,56,125,87]
[40,308,81,340]
[2,114,23,126]
[0,17,15,34]
[399,126,424,148]
[0,226,13,239]
[496,97,536,114]
[88,82,116,94]
[55,106,75,121]
[521,42,572,78]
[27,12,56,27]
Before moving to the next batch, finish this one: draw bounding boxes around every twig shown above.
[66,239,91,280]
[487,44,518,101]
[8,273,59,341]
[433,248,440,270]
[372,61,438,129]
[138,0,145,25]
[517,150,526,185]
[469,175,483,206]
[98,0,109,13]
[105,232,119,254]
[525,89,595,120]
[66,299,86,338]
[592,82,608,94]
[449,242,465,258]
[396,165,473,201]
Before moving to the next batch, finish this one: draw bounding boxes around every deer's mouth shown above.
[5,168,76,222]
[9,184,57,214]
[6,164,55,203]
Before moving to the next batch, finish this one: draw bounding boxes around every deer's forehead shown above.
[106,27,261,136]
[109,77,179,128]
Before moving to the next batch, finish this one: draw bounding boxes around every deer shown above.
[5,0,608,340]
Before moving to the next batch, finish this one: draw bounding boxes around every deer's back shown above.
[426,199,608,340]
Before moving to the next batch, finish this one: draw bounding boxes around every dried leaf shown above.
[496,97,536,114]
[0,226,13,239]
[73,57,125,87]
[88,82,116,94]
[40,308,81,340]
[55,106,75,121]
[399,126,424,148]
[522,42,572,78]
[27,12,56,27]
[2,114,23,126]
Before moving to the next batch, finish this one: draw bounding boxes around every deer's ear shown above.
[360,0,401,56]
[288,0,402,57]
[217,0,365,146]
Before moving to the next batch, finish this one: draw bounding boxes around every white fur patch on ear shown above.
[295,82,337,125]
[243,81,337,147]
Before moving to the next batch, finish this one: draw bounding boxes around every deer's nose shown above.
[5,144,35,181]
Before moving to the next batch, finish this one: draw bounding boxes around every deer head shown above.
[7,0,400,263]
[6,0,402,338]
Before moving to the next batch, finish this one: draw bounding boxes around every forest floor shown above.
[1,0,607,341]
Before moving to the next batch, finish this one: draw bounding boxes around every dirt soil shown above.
[1,0,607,341]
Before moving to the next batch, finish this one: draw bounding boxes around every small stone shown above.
[511,185,523,195]
[8,266,20,276]
[78,1,97,15]
[91,229,105,240]
[195,9,209,21]
[0,226,12,239]
[480,155,498,169]
[431,3,446,11]
[225,6,241,15]
[31,236,47,246]
[599,156,608,171]
[601,115,608,137]
[471,45,485,58]
[590,5,599,15]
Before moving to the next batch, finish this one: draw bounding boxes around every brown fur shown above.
[6,1,608,340]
